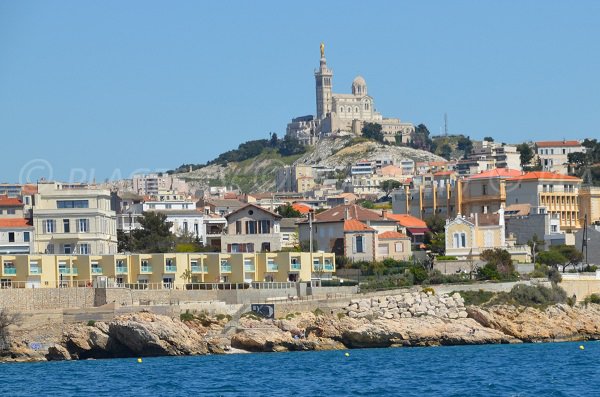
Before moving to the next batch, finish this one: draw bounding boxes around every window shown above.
[44,219,56,233]
[246,221,257,234]
[461,233,466,248]
[7,208,15,215]
[23,232,30,242]
[46,244,54,254]
[63,244,72,254]
[453,232,467,248]
[183,221,188,234]
[63,219,70,233]
[482,185,487,195]
[77,219,89,233]
[8,232,15,243]
[395,242,403,252]
[355,235,365,253]
[378,244,389,256]
[236,220,242,235]
[57,200,89,209]
[79,243,90,255]
[258,220,271,234]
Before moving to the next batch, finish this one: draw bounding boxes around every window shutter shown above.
[352,236,356,254]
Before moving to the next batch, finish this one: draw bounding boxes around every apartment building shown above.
[32,182,117,255]
[535,140,585,174]
[0,251,335,288]
[504,171,582,231]
[132,173,189,196]
[579,186,600,225]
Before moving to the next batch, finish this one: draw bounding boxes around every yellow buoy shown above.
[580,345,585,350]
[344,352,350,357]
[137,358,143,363]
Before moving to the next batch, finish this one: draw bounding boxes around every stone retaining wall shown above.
[346,291,467,320]
[0,288,95,311]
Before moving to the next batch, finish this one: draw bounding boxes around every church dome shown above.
[352,75,367,96]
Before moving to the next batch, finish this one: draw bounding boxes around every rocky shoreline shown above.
[3,292,600,363]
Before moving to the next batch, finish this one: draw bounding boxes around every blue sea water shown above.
[2,342,599,396]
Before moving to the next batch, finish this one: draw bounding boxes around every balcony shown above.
[165,265,177,273]
[3,267,17,276]
[220,263,232,273]
[324,264,334,271]
[267,263,279,272]
[140,265,152,273]
[244,263,256,272]
[290,262,301,271]
[59,267,78,275]
[116,266,128,274]
[191,265,202,273]
[29,267,42,275]
[91,267,103,275]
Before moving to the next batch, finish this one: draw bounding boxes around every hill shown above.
[176,136,445,193]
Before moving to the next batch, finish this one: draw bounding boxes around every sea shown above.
[2,342,599,396]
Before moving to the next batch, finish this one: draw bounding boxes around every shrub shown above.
[313,308,324,316]
[436,256,458,261]
[216,313,232,322]
[496,284,567,308]
[456,289,495,306]
[409,266,428,284]
[584,294,600,305]
[337,312,346,320]
[285,313,296,320]
[86,320,96,327]
[180,310,194,322]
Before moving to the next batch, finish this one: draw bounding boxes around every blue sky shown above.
[1,1,599,182]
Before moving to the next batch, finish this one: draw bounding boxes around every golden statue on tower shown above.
[320,42,325,58]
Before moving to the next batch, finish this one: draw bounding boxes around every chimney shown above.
[381,209,388,219]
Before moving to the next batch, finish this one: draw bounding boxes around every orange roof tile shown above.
[536,140,581,148]
[343,219,375,232]
[468,168,522,180]
[0,195,23,207]
[433,171,454,177]
[378,231,409,239]
[0,218,31,228]
[292,203,311,214]
[506,171,581,182]
[384,213,428,228]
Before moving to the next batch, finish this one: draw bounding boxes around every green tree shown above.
[269,132,279,147]
[130,212,175,253]
[276,203,302,218]
[439,143,453,160]
[479,248,514,279]
[517,143,534,169]
[456,135,473,158]
[361,122,384,143]
[425,215,445,234]
[117,230,132,252]
[483,136,494,142]
[380,179,401,199]
[537,250,566,269]
[278,135,306,156]
[409,124,433,151]
[357,199,375,209]
[555,245,583,272]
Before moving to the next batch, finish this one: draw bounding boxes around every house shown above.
[384,213,429,244]
[445,209,531,263]
[504,203,569,247]
[221,204,282,253]
[0,195,34,254]
[297,204,412,261]
[280,217,301,249]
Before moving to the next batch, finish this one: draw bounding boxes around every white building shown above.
[535,140,585,174]
[32,182,117,255]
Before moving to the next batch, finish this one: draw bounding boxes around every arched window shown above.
[339,107,344,112]
[347,107,351,113]
[364,102,369,110]
[354,107,359,113]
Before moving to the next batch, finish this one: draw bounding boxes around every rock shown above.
[46,345,71,361]
[458,311,468,318]
[347,311,358,318]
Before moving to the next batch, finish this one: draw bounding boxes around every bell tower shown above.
[315,42,333,120]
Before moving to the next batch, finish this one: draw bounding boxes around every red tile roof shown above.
[343,219,375,232]
[468,168,522,180]
[0,218,31,228]
[0,195,23,207]
[506,171,581,182]
[384,213,428,228]
[433,171,454,177]
[378,231,409,239]
[536,140,581,148]
[292,203,311,214]
[311,204,390,223]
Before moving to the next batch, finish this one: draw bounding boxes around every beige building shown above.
[0,251,335,288]
[221,204,282,253]
[580,186,600,225]
[0,196,34,254]
[505,171,582,231]
[445,210,531,263]
[32,182,117,255]
[536,140,585,174]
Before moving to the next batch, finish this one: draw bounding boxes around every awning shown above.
[406,227,429,235]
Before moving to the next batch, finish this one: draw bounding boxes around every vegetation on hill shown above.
[168,133,306,174]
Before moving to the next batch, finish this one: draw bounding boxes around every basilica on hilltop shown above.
[286,43,415,146]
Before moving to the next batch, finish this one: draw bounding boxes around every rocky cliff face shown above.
[5,300,600,362]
